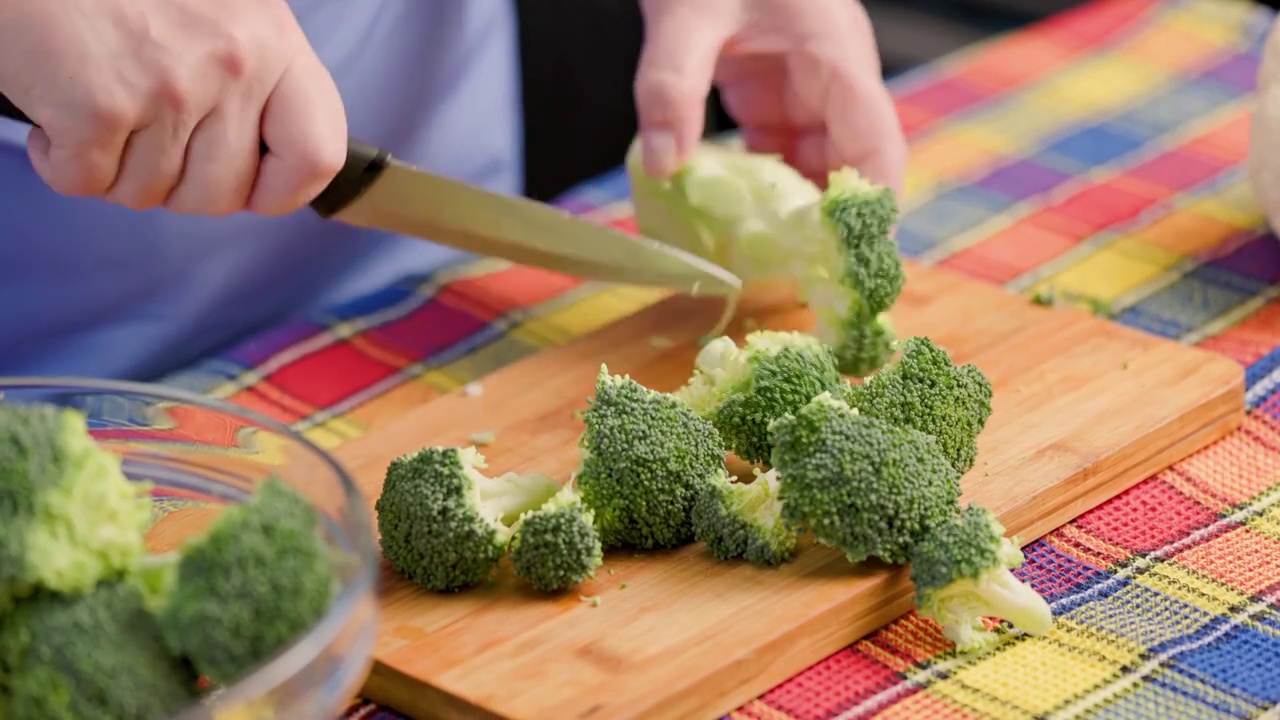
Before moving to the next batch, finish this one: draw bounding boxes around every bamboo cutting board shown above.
[333,260,1245,720]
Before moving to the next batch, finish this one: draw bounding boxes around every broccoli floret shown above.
[770,393,960,565]
[910,504,1053,651]
[575,365,727,550]
[793,169,905,376]
[0,402,151,611]
[0,581,199,720]
[675,330,843,464]
[847,336,994,474]
[627,140,905,378]
[510,482,604,592]
[692,468,797,567]
[377,446,560,592]
[158,477,337,685]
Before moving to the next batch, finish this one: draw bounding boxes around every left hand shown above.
[633,0,907,195]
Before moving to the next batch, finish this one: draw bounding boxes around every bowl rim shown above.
[0,375,379,716]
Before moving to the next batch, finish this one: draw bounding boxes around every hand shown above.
[633,0,907,194]
[0,0,347,215]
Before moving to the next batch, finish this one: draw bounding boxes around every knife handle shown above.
[0,92,388,218]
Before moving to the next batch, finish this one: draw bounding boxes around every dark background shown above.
[515,0,1279,202]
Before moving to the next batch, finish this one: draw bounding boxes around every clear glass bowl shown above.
[0,377,379,719]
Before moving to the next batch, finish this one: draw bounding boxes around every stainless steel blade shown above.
[330,160,742,297]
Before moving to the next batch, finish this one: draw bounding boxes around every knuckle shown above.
[214,31,251,80]
[150,71,192,116]
[301,142,346,183]
[634,72,698,113]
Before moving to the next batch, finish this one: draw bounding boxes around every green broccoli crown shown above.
[825,310,898,379]
[0,581,199,720]
[676,330,843,464]
[692,468,797,567]
[0,402,151,611]
[510,483,604,593]
[158,477,336,685]
[576,365,728,550]
[910,504,1053,651]
[849,336,994,474]
[819,168,904,316]
[769,392,961,566]
[376,446,559,592]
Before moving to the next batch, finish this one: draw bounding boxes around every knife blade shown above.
[0,94,742,297]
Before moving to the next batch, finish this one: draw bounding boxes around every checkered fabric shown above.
[160,0,1280,716]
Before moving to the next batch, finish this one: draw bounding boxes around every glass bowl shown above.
[0,377,379,719]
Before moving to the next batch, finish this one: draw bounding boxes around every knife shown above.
[0,94,741,297]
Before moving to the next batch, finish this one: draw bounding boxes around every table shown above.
[159,0,1280,716]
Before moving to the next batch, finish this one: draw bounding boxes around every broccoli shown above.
[0,581,199,720]
[692,468,797,567]
[770,393,960,565]
[510,482,604,592]
[575,365,727,550]
[846,336,994,474]
[157,477,337,686]
[627,140,905,377]
[675,330,843,465]
[910,504,1053,651]
[0,402,151,611]
[794,169,904,376]
[376,446,560,593]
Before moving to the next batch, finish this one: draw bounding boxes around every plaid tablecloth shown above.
[162,0,1280,716]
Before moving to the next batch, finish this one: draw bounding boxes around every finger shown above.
[247,51,346,216]
[26,111,132,197]
[739,126,793,156]
[104,113,201,211]
[826,73,907,195]
[633,1,736,178]
[165,102,263,215]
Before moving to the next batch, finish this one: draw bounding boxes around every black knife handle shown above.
[0,91,388,217]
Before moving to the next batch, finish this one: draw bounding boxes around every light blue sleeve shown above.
[0,0,522,381]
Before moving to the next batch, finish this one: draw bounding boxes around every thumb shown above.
[634,1,735,179]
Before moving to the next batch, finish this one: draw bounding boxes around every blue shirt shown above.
[0,0,521,380]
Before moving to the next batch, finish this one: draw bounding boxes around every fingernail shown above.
[642,130,679,178]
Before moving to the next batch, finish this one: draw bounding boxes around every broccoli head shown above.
[847,336,993,474]
[0,402,151,611]
[158,477,337,686]
[792,168,905,376]
[627,140,905,377]
[910,504,1053,651]
[675,330,843,464]
[377,446,560,592]
[770,393,960,566]
[510,482,604,592]
[575,365,727,550]
[0,581,199,720]
[692,468,797,567]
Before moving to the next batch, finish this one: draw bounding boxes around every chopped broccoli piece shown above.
[0,402,151,611]
[0,581,199,720]
[676,330,843,464]
[794,169,904,376]
[575,365,728,550]
[377,446,560,592]
[910,504,1053,651]
[158,477,337,685]
[770,393,960,565]
[627,140,905,377]
[847,336,994,474]
[510,482,604,592]
[692,468,797,567]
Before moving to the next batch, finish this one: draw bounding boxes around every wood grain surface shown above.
[332,261,1245,720]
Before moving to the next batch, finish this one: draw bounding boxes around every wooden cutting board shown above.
[332,260,1244,720]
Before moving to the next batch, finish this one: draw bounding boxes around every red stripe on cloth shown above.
[225,384,314,427]
[1035,0,1160,46]
[756,648,906,720]
[1074,478,1221,553]
[1045,178,1162,231]
[436,265,583,321]
[1184,112,1252,163]
[263,342,403,411]
[1124,148,1235,192]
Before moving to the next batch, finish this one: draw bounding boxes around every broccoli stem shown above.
[475,471,561,527]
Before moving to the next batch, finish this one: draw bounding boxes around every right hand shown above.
[0,0,347,216]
